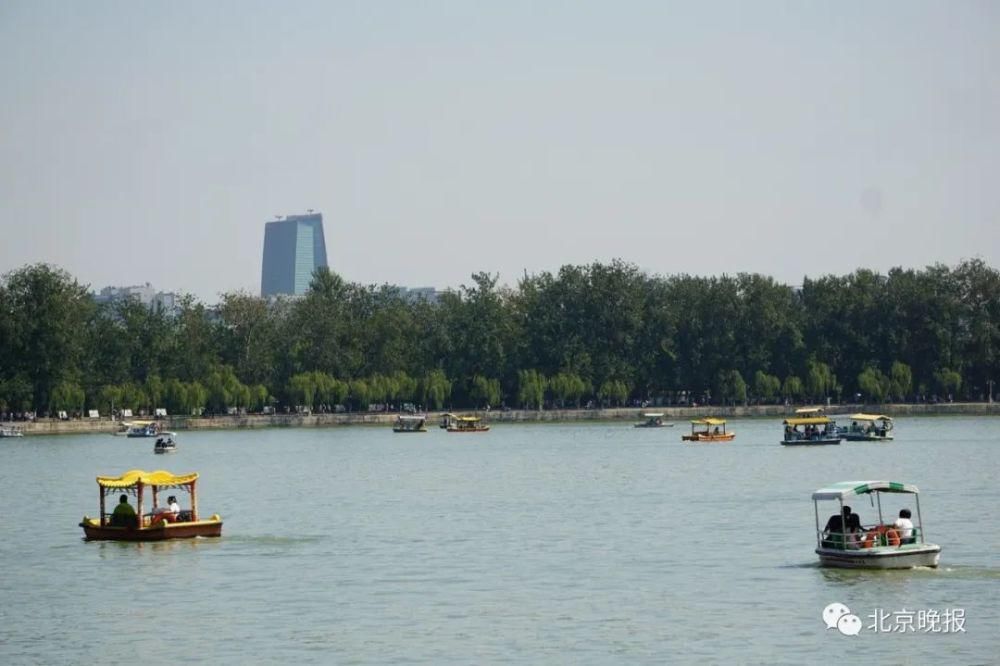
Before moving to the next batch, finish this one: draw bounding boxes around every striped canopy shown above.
[812,480,919,500]
[691,417,726,426]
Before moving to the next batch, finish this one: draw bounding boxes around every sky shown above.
[1,1,998,302]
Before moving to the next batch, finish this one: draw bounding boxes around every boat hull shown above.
[816,544,941,569]
[682,433,735,442]
[80,517,223,541]
[447,426,490,433]
[781,438,842,446]
[392,428,427,433]
[843,434,894,442]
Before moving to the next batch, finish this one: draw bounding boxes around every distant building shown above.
[93,283,181,316]
[261,212,329,297]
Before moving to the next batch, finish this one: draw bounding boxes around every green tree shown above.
[782,375,804,402]
[857,367,891,402]
[50,381,85,414]
[933,368,962,397]
[752,371,781,404]
[889,361,913,402]
[715,369,747,406]
[470,375,501,408]
[421,370,452,410]
[516,370,547,410]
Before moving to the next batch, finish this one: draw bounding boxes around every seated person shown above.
[894,508,915,543]
[110,494,137,527]
[822,506,852,548]
[844,513,864,549]
[150,495,182,524]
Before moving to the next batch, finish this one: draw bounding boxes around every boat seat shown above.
[177,510,194,522]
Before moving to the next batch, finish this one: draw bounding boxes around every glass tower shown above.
[260,213,329,296]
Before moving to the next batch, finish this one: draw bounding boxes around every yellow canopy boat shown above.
[446,415,491,433]
[79,469,223,541]
[682,417,735,442]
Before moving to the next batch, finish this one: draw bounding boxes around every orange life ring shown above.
[885,528,900,546]
[862,530,878,548]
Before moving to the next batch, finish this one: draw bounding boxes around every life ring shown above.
[862,530,879,548]
[885,528,900,546]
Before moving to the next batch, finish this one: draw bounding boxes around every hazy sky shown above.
[1,1,998,302]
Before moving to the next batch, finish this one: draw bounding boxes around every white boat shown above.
[393,415,428,433]
[0,425,25,437]
[840,414,894,441]
[634,412,673,428]
[153,434,177,454]
[812,480,941,569]
[124,421,161,438]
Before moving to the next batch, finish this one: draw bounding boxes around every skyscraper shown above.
[260,212,329,297]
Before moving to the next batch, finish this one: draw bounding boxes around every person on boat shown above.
[111,494,137,527]
[151,495,181,524]
[844,513,864,549]
[822,506,851,548]
[894,509,915,543]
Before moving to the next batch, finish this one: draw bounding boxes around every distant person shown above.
[111,494,137,527]
[894,509,915,543]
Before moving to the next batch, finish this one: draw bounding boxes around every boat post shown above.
[190,479,198,521]
[99,486,106,526]
[915,493,925,544]
[814,500,820,548]
[876,492,883,525]
[137,481,144,527]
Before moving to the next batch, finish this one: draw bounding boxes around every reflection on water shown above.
[0,416,997,663]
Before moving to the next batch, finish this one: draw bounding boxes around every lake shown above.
[1,416,997,664]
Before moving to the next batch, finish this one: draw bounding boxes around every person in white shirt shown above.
[894,508,915,543]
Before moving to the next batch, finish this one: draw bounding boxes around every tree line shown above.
[0,259,997,416]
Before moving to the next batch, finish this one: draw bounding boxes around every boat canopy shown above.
[812,480,919,500]
[795,407,824,415]
[849,413,893,422]
[783,416,833,426]
[455,415,482,422]
[97,469,199,489]
[691,417,726,426]
[642,412,665,418]
[397,415,426,421]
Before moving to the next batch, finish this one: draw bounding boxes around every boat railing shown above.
[816,525,925,549]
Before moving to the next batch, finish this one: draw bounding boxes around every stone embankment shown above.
[9,402,999,436]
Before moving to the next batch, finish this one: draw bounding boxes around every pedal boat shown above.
[80,469,222,541]
[634,412,673,428]
[446,415,490,433]
[393,414,428,433]
[812,480,940,569]
[841,414,894,441]
[681,417,734,442]
[780,416,842,445]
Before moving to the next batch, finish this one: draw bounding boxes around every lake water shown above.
[1,416,997,664]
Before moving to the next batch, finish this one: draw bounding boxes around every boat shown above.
[439,413,457,429]
[393,414,428,433]
[0,425,25,437]
[79,469,223,541]
[446,415,490,433]
[153,434,178,453]
[681,418,735,442]
[780,416,842,446]
[812,480,940,569]
[841,414,894,441]
[124,420,161,438]
[634,412,673,428]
